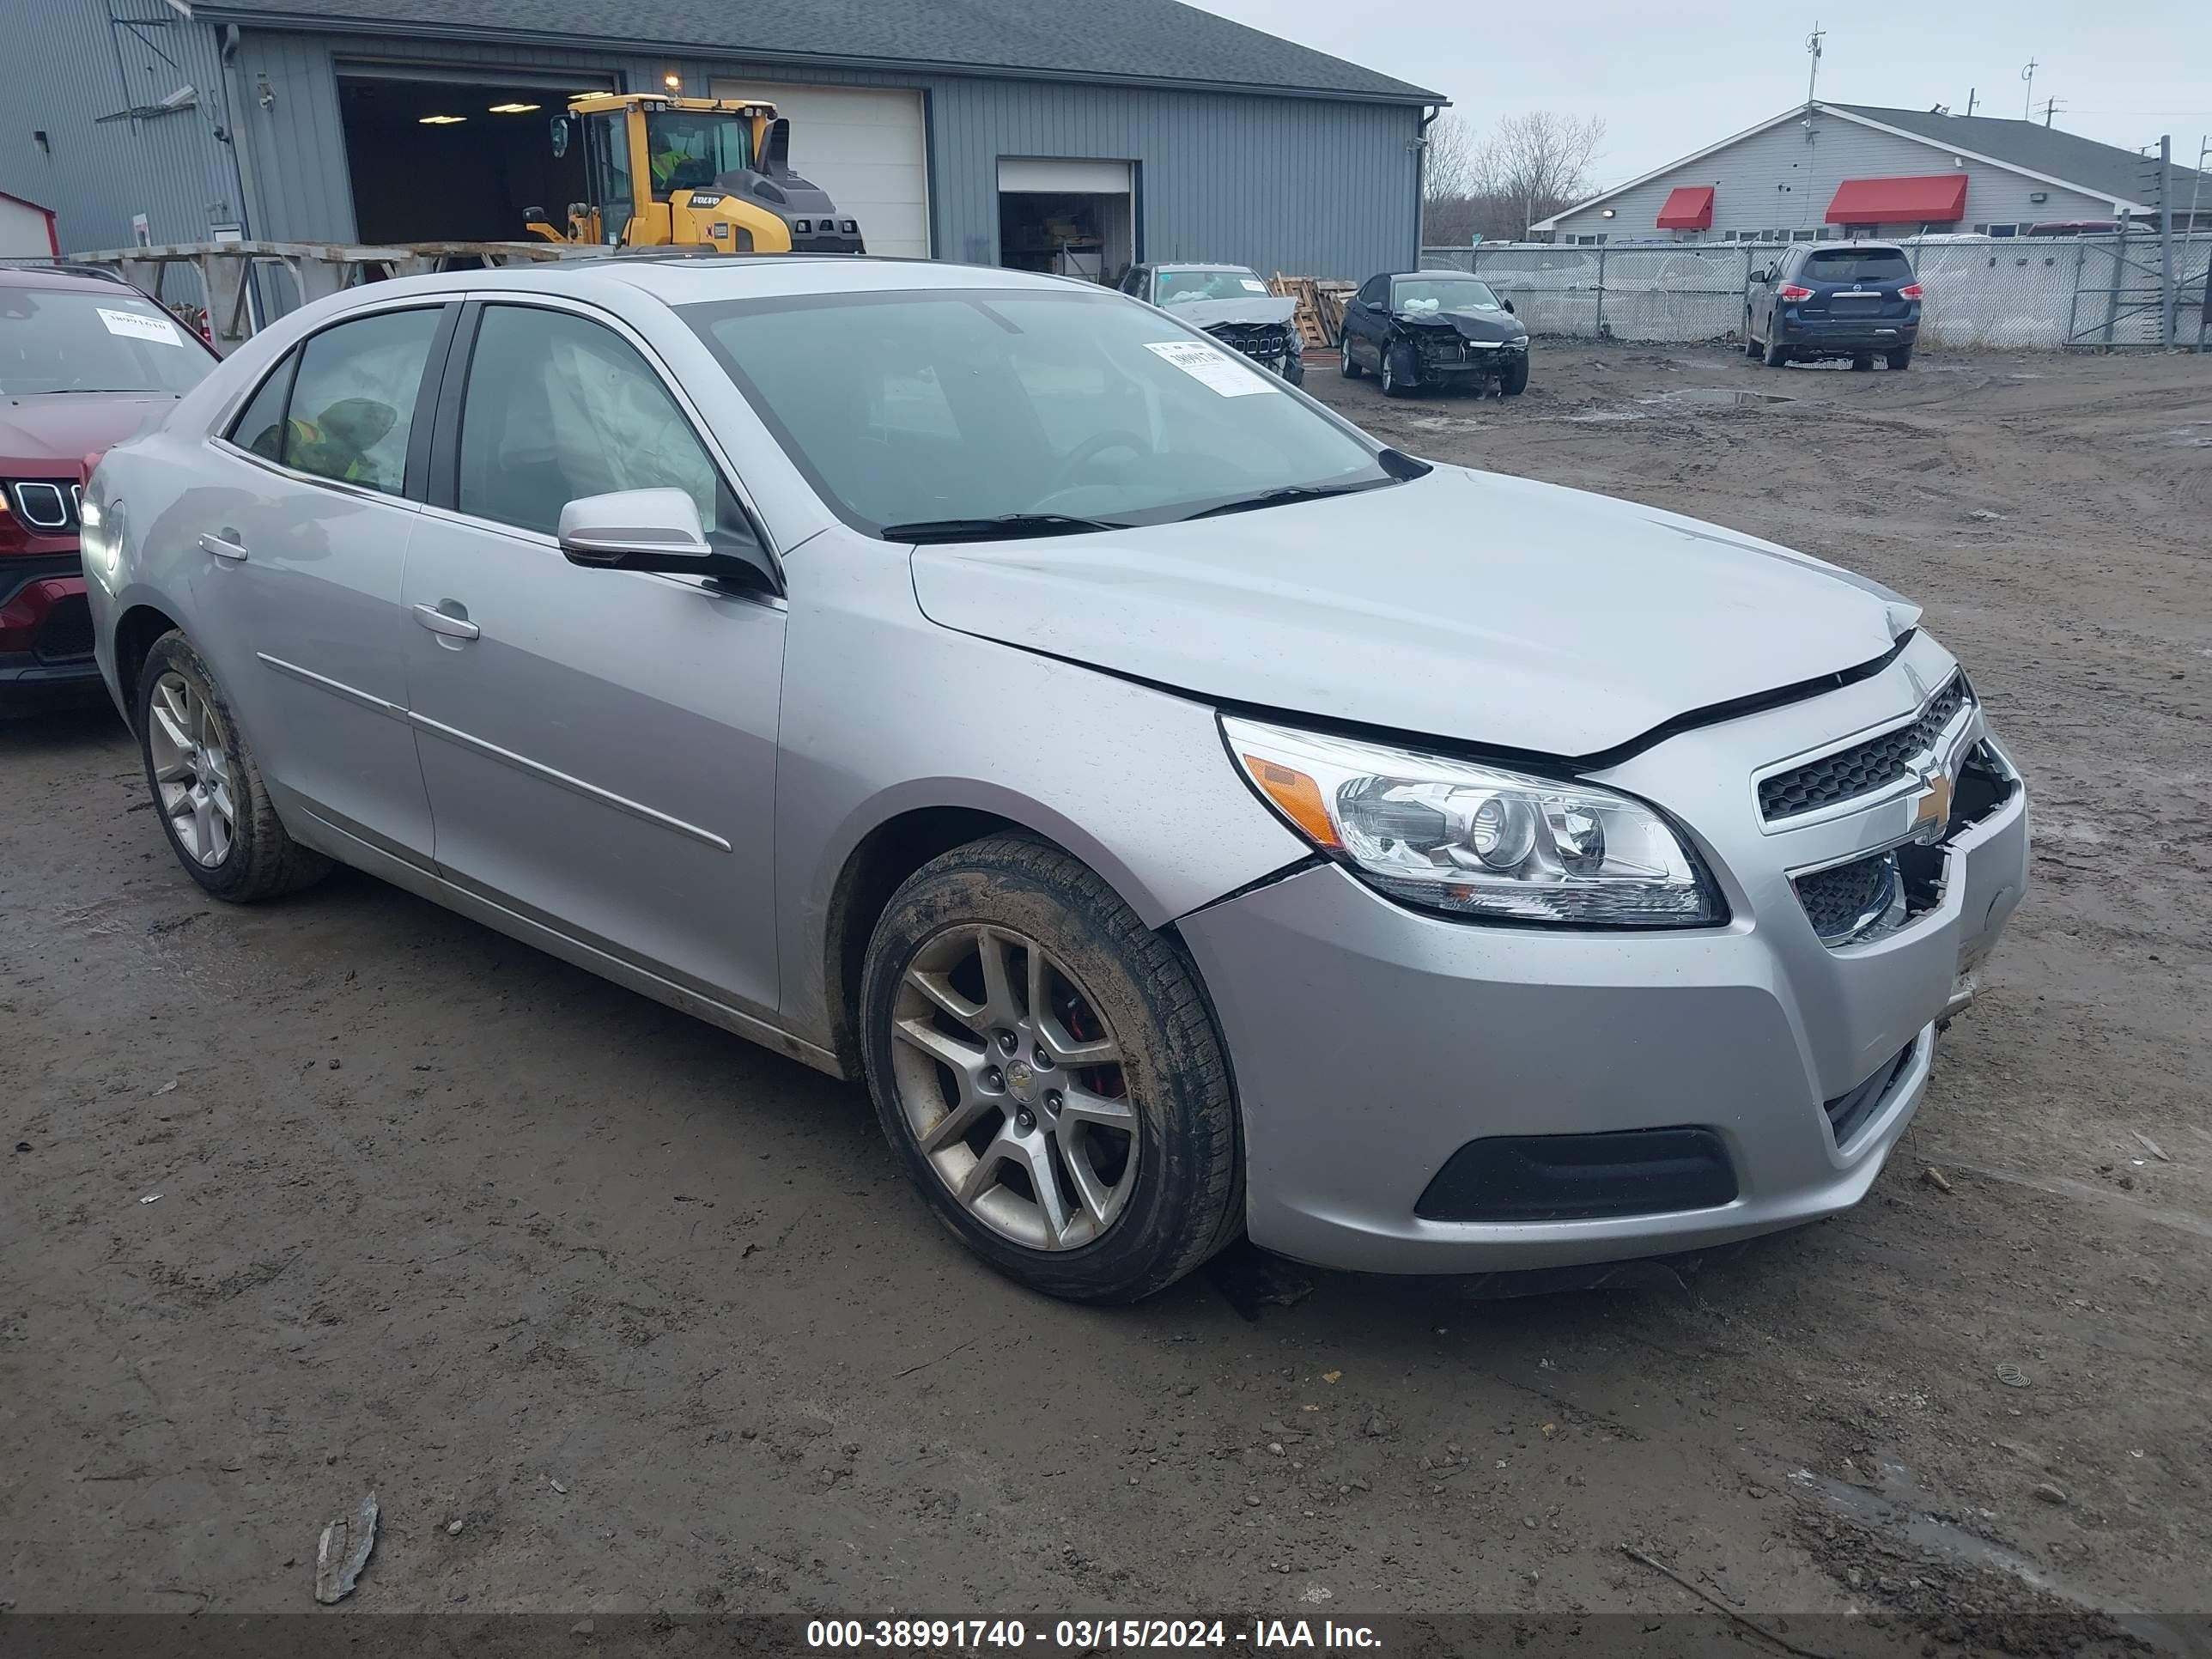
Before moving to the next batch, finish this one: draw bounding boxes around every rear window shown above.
[0,285,216,397]
[1802,248,1913,283]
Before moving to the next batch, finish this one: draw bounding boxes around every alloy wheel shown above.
[888,923,1139,1251]
[147,672,235,868]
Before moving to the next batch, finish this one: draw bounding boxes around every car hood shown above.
[1166,297,1297,330]
[1395,307,1526,344]
[909,466,1917,758]
[0,392,176,476]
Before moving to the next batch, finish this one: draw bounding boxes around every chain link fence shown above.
[1419,236,2212,350]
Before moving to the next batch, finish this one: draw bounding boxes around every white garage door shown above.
[708,82,929,258]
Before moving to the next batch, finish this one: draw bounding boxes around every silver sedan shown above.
[81,257,2028,1302]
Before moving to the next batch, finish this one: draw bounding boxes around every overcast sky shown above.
[1187,0,2212,185]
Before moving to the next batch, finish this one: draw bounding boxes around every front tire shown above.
[1339,338,1362,379]
[135,631,330,902]
[1499,352,1529,396]
[860,836,1242,1304]
[1381,343,1419,398]
[1744,315,1762,357]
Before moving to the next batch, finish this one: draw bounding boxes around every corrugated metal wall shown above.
[225,28,1422,279]
[1546,112,2116,240]
[0,0,243,256]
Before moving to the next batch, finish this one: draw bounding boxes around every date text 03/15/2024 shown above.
[804,1619,1382,1649]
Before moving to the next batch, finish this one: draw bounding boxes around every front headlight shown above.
[1224,716,1723,928]
[79,495,122,586]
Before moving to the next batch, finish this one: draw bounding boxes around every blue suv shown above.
[1745,242,1922,370]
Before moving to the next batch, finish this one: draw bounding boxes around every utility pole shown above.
[2020,58,2037,121]
[2160,135,2175,346]
[2189,135,2208,234]
[2039,97,2063,128]
[1805,25,1825,111]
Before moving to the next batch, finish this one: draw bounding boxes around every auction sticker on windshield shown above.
[97,307,184,346]
[1143,340,1277,397]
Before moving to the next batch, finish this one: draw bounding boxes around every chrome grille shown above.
[1759,675,1968,821]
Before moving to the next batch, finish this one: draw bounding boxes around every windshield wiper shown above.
[882,514,1130,544]
[1178,478,1397,522]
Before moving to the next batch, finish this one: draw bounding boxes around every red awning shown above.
[1656,185,1715,230]
[1826,173,1968,224]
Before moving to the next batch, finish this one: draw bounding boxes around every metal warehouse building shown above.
[1535,100,2208,244]
[1,0,1437,284]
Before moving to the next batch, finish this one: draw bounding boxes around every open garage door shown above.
[337,65,611,245]
[709,82,929,258]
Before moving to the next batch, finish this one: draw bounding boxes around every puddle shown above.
[1790,1462,2198,1655]
[2166,427,2210,448]
[1558,387,1794,424]
[1637,386,1795,410]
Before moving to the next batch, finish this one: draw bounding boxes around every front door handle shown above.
[198,531,247,562]
[413,602,481,641]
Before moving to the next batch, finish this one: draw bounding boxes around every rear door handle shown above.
[412,602,480,641]
[198,531,247,562]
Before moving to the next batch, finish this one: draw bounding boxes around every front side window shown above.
[457,304,723,538]
[1357,276,1389,307]
[281,307,442,495]
[684,287,1395,536]
[0,285,216,398]
[644,110,750,200]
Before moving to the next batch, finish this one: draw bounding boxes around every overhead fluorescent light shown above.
[488,101,542,113]
[419,114,466,125]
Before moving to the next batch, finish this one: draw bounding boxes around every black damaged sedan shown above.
[1339,270,1529,398]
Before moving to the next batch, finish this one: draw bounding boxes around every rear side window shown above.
[1803,248,1913,283]
[281,307,443,496]
[227,354,294,461]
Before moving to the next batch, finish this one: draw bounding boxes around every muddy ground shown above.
[3,343,2209,1651]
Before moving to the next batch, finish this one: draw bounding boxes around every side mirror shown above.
[1502,299,1515,314]
[558,488,773,590]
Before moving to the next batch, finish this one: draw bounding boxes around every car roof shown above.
[450,255,1108,308]
[1153,263,1256,273]
[0,264,140,294]
[1385,270,1486,279]
[1796,241,1909,255]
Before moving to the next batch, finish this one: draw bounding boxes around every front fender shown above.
[774,532,1311,1045]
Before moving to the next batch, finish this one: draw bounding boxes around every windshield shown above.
[1803,248,1912,282]
[1155,268,1269,306]
[1390,277,1504,314]
[684,289,1396,537]
[0,286,214,397]
[644,110,750,198]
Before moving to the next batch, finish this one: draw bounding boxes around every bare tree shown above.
[1422,110,1607,245]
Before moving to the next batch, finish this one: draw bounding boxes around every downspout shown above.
[1415,105,1439,268]
[217,24,266,240]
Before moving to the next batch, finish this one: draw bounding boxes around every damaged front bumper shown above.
[1406,327,1528,382]
[1205,321,1304,380]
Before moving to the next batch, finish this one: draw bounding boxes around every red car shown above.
[2,266,217,711]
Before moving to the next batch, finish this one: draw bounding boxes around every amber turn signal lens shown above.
[1242,755,1341,849]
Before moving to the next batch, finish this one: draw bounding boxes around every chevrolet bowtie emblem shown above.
[1912,766,1954,840]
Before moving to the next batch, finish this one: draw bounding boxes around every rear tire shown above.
[859,836,1243,1304]
[135,631,331,902]
[1339,339,1362,379]
[1762,337,1790,368]
[1850,353,1875,372]
[1887,346,1914,370]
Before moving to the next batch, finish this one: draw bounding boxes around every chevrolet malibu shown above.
[82,258,2028,1303]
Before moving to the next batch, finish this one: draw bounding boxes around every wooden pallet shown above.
[1269,275,1356,349]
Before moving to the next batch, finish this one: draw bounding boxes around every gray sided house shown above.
[1,0,1439,287]
[1536,101,2208,244]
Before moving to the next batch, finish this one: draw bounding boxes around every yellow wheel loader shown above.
[525,93,865,256]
